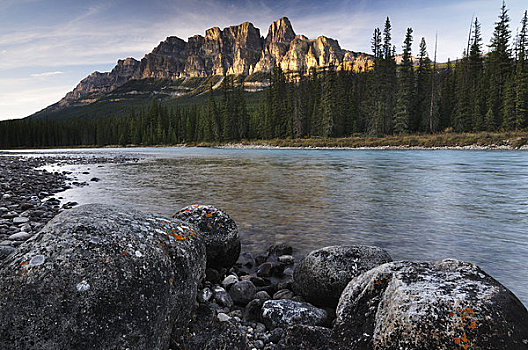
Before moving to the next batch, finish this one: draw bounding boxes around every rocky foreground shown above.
[0,156,527,349]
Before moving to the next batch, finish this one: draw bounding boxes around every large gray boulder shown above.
[0,204,206,350]
[293,245,392,307]
[174,205,240,269]
[334,259,528,350]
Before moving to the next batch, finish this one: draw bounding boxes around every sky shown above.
[0,0,527,120]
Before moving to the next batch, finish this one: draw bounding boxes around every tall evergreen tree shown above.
[487,1,513,129]
[394,28,414,133]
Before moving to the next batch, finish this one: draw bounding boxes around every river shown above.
[11,147,528,307]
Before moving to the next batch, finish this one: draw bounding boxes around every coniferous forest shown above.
[1,5,527,148]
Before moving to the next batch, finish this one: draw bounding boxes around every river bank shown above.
[2,131,528,151]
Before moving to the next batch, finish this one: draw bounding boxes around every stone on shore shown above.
[334,259,528,350]
[261,299,328,328]
[0,204,206,350]
[174,204,240,269]
[293,245,392,307]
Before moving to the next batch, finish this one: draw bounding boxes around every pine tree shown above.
[413,37,432,132]
[486,1,513,129]
[394,28,414,134]
[515,10,528,129]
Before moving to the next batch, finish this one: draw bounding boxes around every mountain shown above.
[31,17,373,119]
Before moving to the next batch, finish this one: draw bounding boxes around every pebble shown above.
[8,232,32,241]
[217,313,231,322]
[12,217,29,224]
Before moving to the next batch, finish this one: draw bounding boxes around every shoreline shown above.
[1,132,528,151]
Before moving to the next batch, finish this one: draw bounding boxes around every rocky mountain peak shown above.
[266,17,296,45]
[49,17,373,113]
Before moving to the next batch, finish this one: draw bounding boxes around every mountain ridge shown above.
[33,17,373,118]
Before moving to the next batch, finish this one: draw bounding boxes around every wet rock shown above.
[334,259,528,350]
[229,280,257,305]
[174,204,240,269]
[293,245,392,307]
[90,177,100,182]
[278,325,332,350]
[261,299,328,328]
[0,204,206,350]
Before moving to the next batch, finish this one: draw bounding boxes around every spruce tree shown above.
[486,1,513,129]
[394,28,414,134]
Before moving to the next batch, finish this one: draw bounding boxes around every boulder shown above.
[334,259,528,350]
[261,299,328,328]
[174,205,240,269]
[293,245,392,307]
[0,204,206,350]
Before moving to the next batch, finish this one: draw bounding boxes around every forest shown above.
[0,4,527,148]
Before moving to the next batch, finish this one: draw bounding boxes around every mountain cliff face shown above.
[53,17,373,110]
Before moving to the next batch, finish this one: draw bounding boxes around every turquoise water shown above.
[13,147,528,306]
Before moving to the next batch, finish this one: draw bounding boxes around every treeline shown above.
[0,3,527,148]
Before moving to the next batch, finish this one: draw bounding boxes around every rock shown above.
[214,286,234,308]
[278,325,332,350]
[255,291,271,300]
[334,259,528,350]
[278,255,294,264]
[217,313,231,322]
[12,216,29,224]
[174,205,240,269]
[0,246,15,260]
[244,298,265,322]
[273,289,294,300]
[257,262,273,277]
[229,280,257,305]
[222,274,239,290]
[7,232,32,241]
[197,287,213,303]
[293,245,392,307]
[0,204,206,350]
[261,299,328,328]
[90,177,100,182]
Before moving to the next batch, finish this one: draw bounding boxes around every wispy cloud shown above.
[30,71,63,77]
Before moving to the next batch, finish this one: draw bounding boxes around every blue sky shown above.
[0,0,526,120]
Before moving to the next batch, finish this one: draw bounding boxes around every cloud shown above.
[30,71,63,77]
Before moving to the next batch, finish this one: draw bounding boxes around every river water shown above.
[11,147,528,307]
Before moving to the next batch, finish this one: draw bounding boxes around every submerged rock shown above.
[293,245,392,307]
[261,299,328,328]
[174,204,240,269]
[334,259,528,350]
[0,204,206,350]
